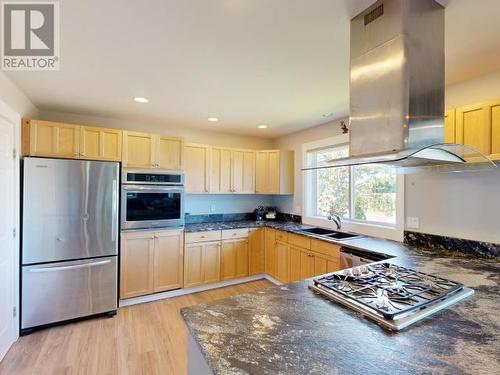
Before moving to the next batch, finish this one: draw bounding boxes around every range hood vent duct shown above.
[304,0,496,172]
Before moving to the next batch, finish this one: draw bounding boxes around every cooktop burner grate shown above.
[313,263,465,320]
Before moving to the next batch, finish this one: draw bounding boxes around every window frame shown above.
[302,134,405,241]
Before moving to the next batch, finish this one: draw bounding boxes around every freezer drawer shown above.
[21,256,117,330]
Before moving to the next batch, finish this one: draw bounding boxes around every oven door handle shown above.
[122,185,184,193]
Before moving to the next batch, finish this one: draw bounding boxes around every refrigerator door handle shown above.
[112,179,118,242]
[27,259,111,273]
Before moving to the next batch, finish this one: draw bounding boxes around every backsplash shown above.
[185,195,273,215]
[404,231,500,259]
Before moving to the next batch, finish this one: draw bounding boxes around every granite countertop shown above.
[184,220,308,233]
[182,220,500,374]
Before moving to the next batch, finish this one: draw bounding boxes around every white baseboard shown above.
[119,274,281,307]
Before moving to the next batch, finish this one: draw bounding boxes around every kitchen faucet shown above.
[327,211,342,230]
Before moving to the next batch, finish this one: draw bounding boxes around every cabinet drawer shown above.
[310,239,341,258]
[185,230,221,243]
[221,228,249,240]
[275,230,288,243]
[288,233,310,249]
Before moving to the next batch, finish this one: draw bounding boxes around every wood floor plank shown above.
[0,280,272,375]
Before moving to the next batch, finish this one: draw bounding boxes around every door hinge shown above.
[13,227,16,238]
[13,148,16,159]
[13,306,17,317]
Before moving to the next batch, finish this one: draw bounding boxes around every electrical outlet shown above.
[406,216,420,229]
[210,204,216,213]
[293,206,301,214]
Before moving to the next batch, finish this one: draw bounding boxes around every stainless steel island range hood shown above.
[304,0,495,172]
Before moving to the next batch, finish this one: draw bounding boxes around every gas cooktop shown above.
[310,263,474,331]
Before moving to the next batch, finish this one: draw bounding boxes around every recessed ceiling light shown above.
[133,97,149,103]
[207,117,219,122]
[257,125,268,129]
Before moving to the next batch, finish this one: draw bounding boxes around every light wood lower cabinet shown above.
[120,231,155,299]
[248,228,265,275]
[184,241,221,288]
[221,239,249,280]
[265,228,277,278]
[120,229,184,299]
[120,227,343,300]
[154,230,184,292]
[290,245,339,282]
[275,240,289,284]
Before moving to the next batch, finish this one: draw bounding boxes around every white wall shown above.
[0,71,38,118]
[445,69,500,109]
[272,118,346,214]
[185,195,273,215]
[405,168,500,244]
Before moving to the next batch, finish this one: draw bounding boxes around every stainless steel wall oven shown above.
[121,169,184,230]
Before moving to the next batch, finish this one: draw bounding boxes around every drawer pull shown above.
[28,260,111,273]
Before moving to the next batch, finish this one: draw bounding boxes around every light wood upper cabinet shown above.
[444,109,456,144]
[446,98,500,161]
[153,229,184,292]
[211,147,232,193]
[23,119,80,158]
[122,131,155,168]
[211,148,255,194]
[456,103,491,156]
[122,131,183,169]
[232,150,255,193]
[184,143,210,193]
[120,231,155,299]
[184,241,221,288]
[221,239,248,280]
[156,135,183,170]
[80,126,122,161]
[255,150,294,195]
[248,228,265,275]
[121,229,184,299]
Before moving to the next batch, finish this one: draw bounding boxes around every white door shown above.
[0,116,16,361]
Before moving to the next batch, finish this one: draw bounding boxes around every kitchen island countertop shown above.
[182,221,500,375]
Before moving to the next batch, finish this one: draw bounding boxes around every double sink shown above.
[300,227,363,241]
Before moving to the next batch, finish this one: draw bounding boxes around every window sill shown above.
[302,216,403,242]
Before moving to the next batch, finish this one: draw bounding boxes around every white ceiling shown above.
[5,0,500,138]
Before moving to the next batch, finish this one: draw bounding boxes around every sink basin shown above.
[300,227,336,235]
[326,232,361,240]
[300,227,362,241]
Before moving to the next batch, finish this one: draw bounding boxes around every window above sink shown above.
[301,134,405,242]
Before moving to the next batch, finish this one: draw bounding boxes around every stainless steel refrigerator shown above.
[21,157,119,334]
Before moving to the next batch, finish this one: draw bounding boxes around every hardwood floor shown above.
[0,280,272,375]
